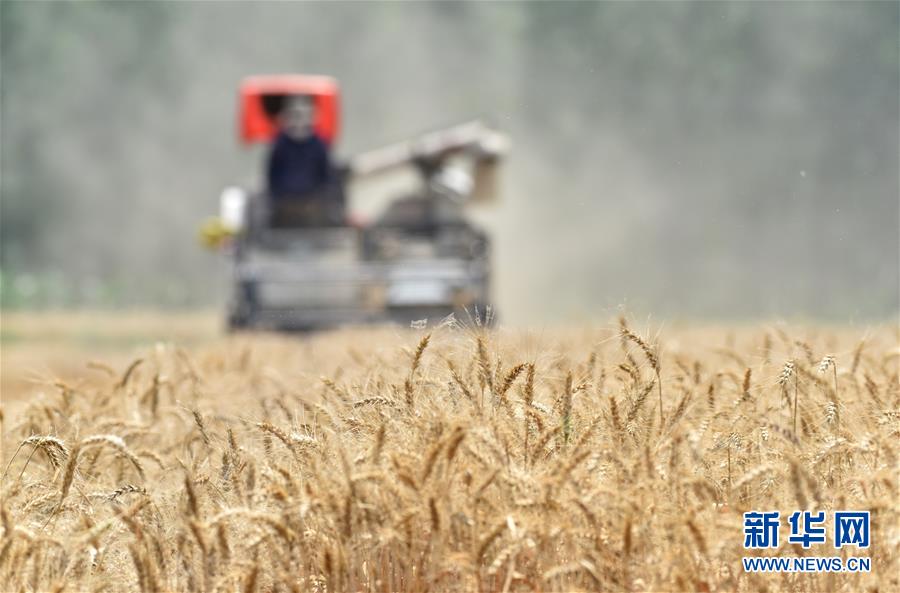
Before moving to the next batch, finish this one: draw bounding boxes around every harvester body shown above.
[221,75,505,331]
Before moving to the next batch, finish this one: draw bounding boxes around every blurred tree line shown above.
[1,2,897,320]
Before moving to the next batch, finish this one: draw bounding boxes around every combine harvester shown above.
[208,75,508,331]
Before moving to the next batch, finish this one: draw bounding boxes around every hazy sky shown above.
[2,1,898,323]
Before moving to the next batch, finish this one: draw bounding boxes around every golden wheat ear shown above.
[1,321,894,592]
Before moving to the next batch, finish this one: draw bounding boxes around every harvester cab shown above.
[212,74,508,331]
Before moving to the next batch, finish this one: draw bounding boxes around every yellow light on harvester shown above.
[198,217,237,250]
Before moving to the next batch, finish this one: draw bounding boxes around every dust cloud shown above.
[2,2,897,323]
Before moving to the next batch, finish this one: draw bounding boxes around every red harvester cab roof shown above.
[239,75,340,145]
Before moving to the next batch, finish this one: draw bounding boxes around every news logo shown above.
[742,510,871,573]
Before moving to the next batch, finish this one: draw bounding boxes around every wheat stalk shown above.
[0,321,894,592]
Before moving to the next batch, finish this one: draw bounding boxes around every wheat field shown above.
[0,315,897,592]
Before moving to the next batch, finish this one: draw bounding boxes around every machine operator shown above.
[266,95,337,226]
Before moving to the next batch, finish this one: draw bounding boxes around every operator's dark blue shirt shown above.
[267,131,331,199]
